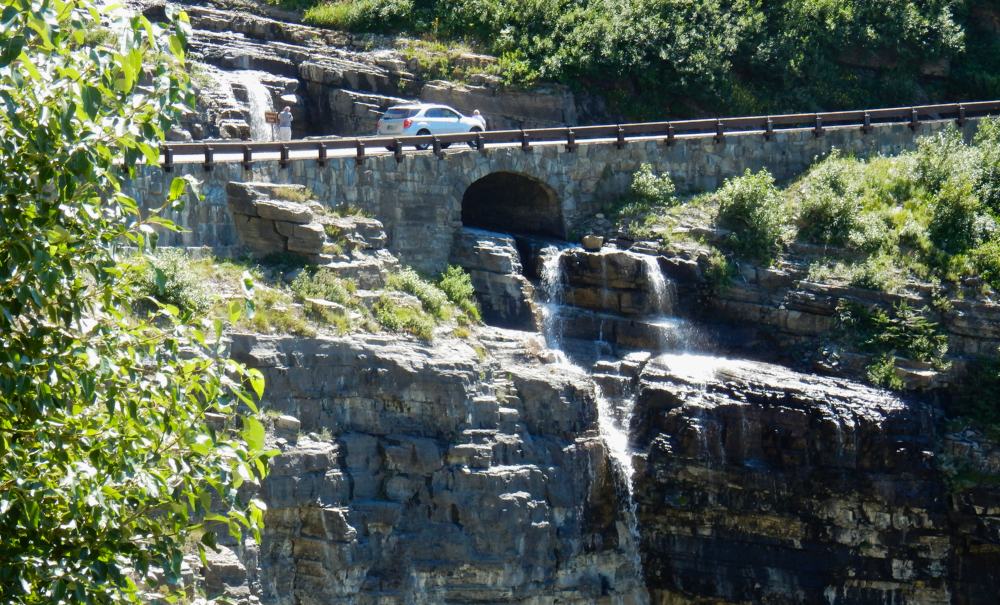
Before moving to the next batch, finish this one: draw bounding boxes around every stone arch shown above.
[460,171,564,238]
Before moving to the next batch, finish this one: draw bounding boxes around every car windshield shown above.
[384,108,419,119]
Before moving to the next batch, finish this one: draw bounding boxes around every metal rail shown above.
[159,100,1000,172]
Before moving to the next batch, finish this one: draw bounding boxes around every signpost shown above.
[264,111,278,124]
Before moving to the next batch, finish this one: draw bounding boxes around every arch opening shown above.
[461,171,564,239]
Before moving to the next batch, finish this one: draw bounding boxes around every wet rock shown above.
[633,353,1000,605]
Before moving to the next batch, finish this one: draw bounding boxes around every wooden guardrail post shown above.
[317,143,328,167]
[355,140,365,166]
[521,130,531,152]
[203,146,214,172]
[242,145,254,172]
[714,121,725,144]
[162,146,173,173]
[433,137,444,159]
[615,126,625,149]
[666,123,676,146]
[476,132,486,155]
[813,115,824,137]
[565,129,577,152]
[393,139,403,163]
[764,118,774,140]
[279,144,289,170]
[909,108,920,131]
[957,105,967,127]
[862,112,872,134]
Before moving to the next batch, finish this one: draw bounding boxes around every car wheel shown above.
[415,129,431,151]
[467,127,483,148]
[440,142,451,149]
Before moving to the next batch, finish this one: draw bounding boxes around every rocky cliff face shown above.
[136,0,585,141]
[222,330,648,604]
[630,354,1000,605]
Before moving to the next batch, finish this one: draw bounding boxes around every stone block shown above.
[256,199,314,224]
[275,221,297,237]
[287,222,325,254]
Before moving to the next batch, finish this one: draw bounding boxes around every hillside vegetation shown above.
[283,0,1000,119]
[621,120,1000,295]
[602,120,1000,415]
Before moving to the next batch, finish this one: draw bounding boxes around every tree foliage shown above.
[0,0,273,602]
[296,0,971,117]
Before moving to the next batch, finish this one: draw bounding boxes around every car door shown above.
[438,108,463,133]
[421,107,442,134]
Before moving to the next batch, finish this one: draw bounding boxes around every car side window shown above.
[441,109,459,119]
[424,108,442,118]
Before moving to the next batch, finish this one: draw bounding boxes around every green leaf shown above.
[154,268,167,295]
[242,416,265,452]
[228,300,242,324]
[168,34,185,65]
[169,177,186,201]
[0,35,24,68]
[247,369,265,400]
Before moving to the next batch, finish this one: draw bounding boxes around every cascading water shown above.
[538,245,648,602]
[539,245,569,364]
[641,255,676,315]
[236,70,274,141]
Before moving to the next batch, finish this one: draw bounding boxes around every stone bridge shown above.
[124,117,980,272]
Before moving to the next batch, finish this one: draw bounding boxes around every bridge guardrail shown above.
[159,100,1000,172]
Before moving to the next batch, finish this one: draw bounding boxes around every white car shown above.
[377,103,487,150]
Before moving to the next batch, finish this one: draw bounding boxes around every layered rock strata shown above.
[630,354,1000,604]
[450,228,537,330]
[221,330,649,605]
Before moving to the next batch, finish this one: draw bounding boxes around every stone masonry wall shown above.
[123,117,981,272]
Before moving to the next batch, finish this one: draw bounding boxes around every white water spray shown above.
[539,245,647,601]
[641,255,675,315]
[236,70,274,141]
[539,246,569,364]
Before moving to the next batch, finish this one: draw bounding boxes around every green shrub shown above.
[374,295,436,340]
[324,224,348,255]
[795,150,862,246]
[134,248,212,315]
[847,212,897,254]
[798,187,859,247]
[290,270,355,306]
[704,248,737,288]
[971,241,1000,291]
[239,286,315,336]
[631,163,676,206]
[849,255,903,292]
[867,354,905,390]
[914,129,979,194]
[837,301,948,365]
[973,116,1000,216]
[304,0,414,32]
[715,168,786,265]
[388,268,450,318]
[930,179,994,254]
[438,265,481,321]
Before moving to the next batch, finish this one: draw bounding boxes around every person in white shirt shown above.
[278,106,292,142]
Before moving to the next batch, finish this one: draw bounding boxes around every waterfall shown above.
[539,245,569,364]
[594,382,645,588]
[640,255,676,315]
[236,70,274,141]
[538,245,648,602]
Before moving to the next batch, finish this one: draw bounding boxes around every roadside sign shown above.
[264,111,279,124]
